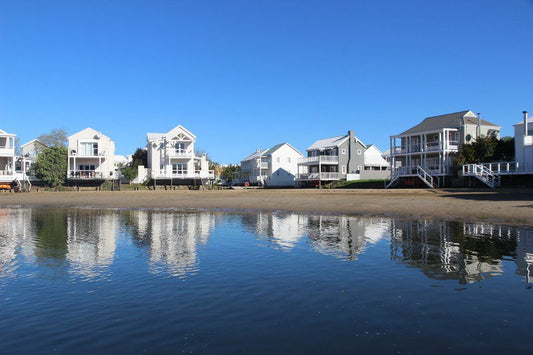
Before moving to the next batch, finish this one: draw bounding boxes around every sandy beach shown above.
[1,188,532,226]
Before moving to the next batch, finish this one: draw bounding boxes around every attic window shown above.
[357,149,362,155]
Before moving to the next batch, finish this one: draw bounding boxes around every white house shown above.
[18,139,47,177]
[67,128,116,180]
[234,143,303,187]
[362,145,390,179]
[0,129,16,183]
[145,125,213,182]
[389,110,500,188]
[514,111,533,172]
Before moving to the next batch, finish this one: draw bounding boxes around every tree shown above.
[32,146,68,187]
[454,136,514,168]
[38,129,68,147]
[122,148,147,182]
[220,164,241,182]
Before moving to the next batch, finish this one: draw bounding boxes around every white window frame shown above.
[342,166,346,174]
[341,149,346,155]
[357,149,362,155]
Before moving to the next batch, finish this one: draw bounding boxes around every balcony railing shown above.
[69,152,107,157]
[462,162,533,175]
[169,150,195,157]
[297,172,340,181]
[68,170,107,179]
[150,169,215,179]
[0,147,15,156]
[298,155,339,165]
[260,162,269,169]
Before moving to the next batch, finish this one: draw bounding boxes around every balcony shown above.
[69,151,106,158]
[297,172,340,181]
[169,150,195,158]
[298,155,339,165]
[260,162,269,169]
[68,170,107,179]
[0,147,15,157]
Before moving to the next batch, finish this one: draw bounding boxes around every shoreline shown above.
[1,188,533,226]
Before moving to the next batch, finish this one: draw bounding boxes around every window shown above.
[277,157,280,163]
[172,163,187,175]
[175,142,186,154]
[341,149,346,155]
[287,157,291,163]
[357,149,362,155]
[342,166,346,174]
[357,165,362,173]
[79,164,96,171]
[80,142,98,156]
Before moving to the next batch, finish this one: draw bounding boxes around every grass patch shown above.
[334,179,390,189]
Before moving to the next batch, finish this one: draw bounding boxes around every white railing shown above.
[298,172,340,180]
[169,150,195,157]
[260,162,269,169]
[68,170,107,179]
[69,151,107,157]
[462,162,533,176]
[0,148,15,156]
[150,169,215,179]
[298,155,339,165]
[417,166,438,188]
[462,164,500,188]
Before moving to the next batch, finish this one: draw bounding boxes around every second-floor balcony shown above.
[395,141,460,154]
[298,155,339,165]
[69,151,107,158]
[169,149,195,158]
[0,147,15,157]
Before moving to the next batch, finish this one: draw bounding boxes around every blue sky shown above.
[1,0,532,163]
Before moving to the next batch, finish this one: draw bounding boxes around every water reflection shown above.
[66,210,118,279]
[0,208,532,284]
[128,210,216,278]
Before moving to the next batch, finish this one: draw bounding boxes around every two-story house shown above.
[67,128,116,180]
[233,143,303,187]
[18,139,47,177]
[145,125,213,184]
[296,130,369,185]
[0,129,16,184]
[388,110,500,188]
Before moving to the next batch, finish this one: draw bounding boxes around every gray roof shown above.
[147,133,165,141]
[263,143,286,156]
[241,149,266,162]
[400,110,500,135]
[307,135,348,151]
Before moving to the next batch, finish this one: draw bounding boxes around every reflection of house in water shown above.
[0,208,33,278]
[66,210,119,278]
[130,211,215,277]
[240,212,390,258]
[241,213,308,249]
[514,228,533,283]
[390,220,524,284]
[306,215,390,260]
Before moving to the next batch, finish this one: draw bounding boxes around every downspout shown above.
[524,111,529,137]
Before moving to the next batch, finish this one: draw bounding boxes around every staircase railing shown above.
[462,164,500,188]
[416,166,438,188]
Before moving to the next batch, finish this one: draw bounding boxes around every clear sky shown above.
[1,0,532,163]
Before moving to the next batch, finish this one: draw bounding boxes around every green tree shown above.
[221,164,241,182]
[454,136,514,168]
[38,129,68,147]
[122,148,147,182]
[33,146,68,187]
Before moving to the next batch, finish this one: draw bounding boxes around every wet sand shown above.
[1,188,532,226]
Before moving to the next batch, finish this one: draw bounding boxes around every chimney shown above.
[524,111,529,136]
[348,130,354,140]
[477,112,481,139]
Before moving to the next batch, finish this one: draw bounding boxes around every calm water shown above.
[0,208,532,354]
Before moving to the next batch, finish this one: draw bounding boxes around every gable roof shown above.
[400,110,500,135]
[68,127,109,140]
[241,149,267,162]
[307,135,348,151]
[263,142,303,157]
[147,125,196,142]
[0,129,15,136]
[514,115,533,126]
[21,139,47,148]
